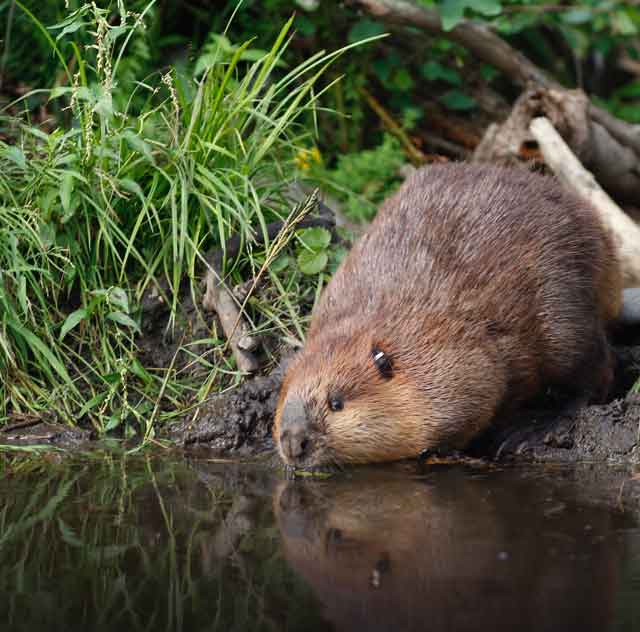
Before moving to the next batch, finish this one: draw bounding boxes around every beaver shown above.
[274,470,622,631]
[274,164,625,468]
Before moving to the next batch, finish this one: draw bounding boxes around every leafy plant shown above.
[0,2,375,438]
[295,226,332,275]
[312,134,406,222]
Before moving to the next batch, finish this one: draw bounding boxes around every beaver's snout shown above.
[279,397,314,464]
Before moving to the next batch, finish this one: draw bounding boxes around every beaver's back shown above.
[310,164,620,401]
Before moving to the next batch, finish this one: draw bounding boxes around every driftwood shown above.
[529,117,640,288]
[202,262,260,374]
[351,0,640,204]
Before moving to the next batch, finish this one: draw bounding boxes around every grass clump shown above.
[0,2,373,441]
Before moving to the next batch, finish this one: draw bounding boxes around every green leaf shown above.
[439,89,477,111]
[104,414,122,432]
[49,86,74,99]
[59,172,74,216]
[102,372,121,385]
[561,8,593,24]
[60,308,88,341]
[470,0,501,16]
[614,104,640,123]
[122,131,154,164]
[612,9,637,35]
[421,61,461,86]
[480,64,499,82]
[17,276,28,316]
[392,69,414,91]
[118,178,145,200]
[297,227,331,252]
[296,15,317,36]
[348,19,386,44]
[270,254,291,273]
[77,391,109,418]
[5,146,26,169]
[438,0,501,31]
[94,92,114,119]
[615,81,640,99]
[439,0,466,30]
[48,11,87,41]
[58,518,84,548]
[9,323,73,385]
[298,250,328,275]
[240,48,271,62]
[107,311,140,333]
[108,288,129,313]
[129,358,152,384]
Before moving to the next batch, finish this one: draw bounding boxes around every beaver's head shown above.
[273,318,506,469]
[273,327,434,469]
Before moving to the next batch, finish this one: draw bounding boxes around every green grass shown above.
[0,2,377,442]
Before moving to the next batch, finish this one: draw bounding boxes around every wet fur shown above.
[275,164,622,466]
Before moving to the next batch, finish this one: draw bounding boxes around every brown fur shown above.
[274,164,623,467]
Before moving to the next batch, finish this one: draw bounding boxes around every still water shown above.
[1,453,639,632]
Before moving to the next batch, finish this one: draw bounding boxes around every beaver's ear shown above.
[371,347,393,380]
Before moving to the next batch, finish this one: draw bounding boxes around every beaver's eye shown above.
[372,346,393,379]
[328,394,344,412]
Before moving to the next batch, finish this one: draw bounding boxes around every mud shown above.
[167,367,285,457]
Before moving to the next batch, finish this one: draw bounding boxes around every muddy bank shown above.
[3,329,639,466]
[166,336,640,466]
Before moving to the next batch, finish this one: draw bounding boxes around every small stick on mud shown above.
[203,263,260,374]
[529,116,640,287]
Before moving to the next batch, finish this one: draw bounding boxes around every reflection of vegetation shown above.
[0,456,326,631]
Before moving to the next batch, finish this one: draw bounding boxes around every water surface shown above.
[1,454,639,631]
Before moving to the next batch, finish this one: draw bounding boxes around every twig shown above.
[203,259,260,374]
[359,87,427,164]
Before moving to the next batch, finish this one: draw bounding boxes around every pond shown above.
[1,453,640,631]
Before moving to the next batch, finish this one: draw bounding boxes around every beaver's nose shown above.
[280,425,312,461]
[279,398,313,462]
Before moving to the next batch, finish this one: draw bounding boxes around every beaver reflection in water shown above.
[274,471,622,632]
[274,164,624,468]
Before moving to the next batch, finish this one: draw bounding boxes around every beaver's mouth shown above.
[281,459,339,478]
[279,439,340,472]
